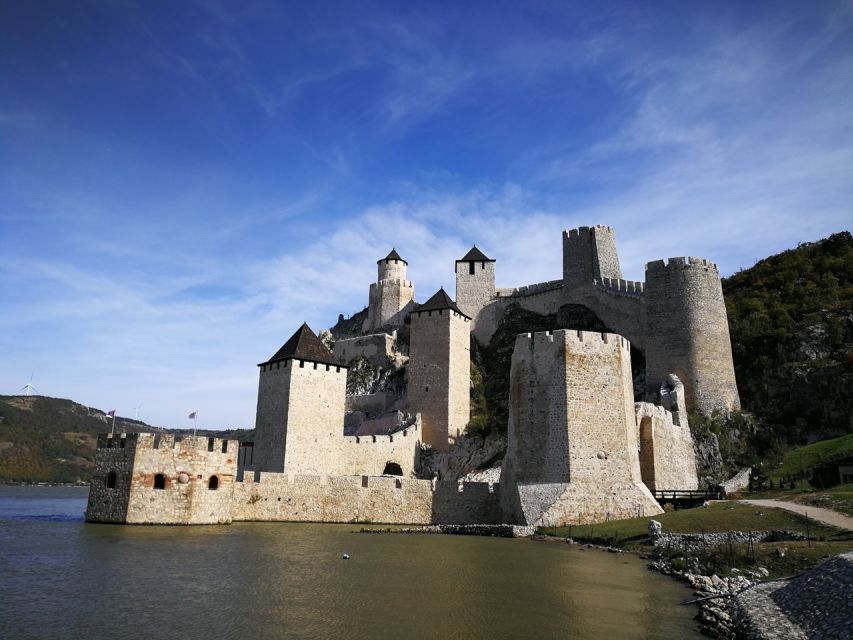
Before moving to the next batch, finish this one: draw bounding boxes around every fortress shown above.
[86,225,736,527]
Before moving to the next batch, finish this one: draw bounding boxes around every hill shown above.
[0,395,252,483]
[723,231,853,441]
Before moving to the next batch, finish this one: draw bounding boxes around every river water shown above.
[0,486,700,639]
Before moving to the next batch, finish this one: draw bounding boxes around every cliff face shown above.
[723,231,853,441]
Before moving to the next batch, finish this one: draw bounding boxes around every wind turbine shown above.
[133,405,143,421]
[19,371,38,396]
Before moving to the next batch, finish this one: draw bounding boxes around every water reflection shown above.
[0,487,700,640]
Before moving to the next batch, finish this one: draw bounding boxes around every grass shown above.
[539,501,853,578]
[541,501,840,542]
[770,433,853,481]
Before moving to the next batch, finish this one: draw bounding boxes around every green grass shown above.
[541,501,853,578]
[540,501,841,543]
[772,433,853,480]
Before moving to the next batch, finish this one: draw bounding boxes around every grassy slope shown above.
[541,501,853,578]
[773,433,853,478]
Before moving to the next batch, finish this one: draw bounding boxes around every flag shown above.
[188,411,197,420]
[107,409,116,418]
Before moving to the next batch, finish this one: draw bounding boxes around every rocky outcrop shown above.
[417,431,505,481]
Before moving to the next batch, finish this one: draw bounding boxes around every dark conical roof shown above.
[457,245,494,262]
[259,323,341,367]
[415,287,470,319]
[378,248,407,265]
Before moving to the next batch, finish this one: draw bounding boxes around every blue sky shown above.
[1,0,851,429]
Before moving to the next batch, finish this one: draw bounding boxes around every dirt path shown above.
[741,499,853,531]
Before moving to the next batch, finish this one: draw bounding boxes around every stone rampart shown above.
[594,277,645,297]
[86,433,238,525]
[231,473,501,525]
[334,332,395,366]
[635,402,698,492]
[342,419,422,477]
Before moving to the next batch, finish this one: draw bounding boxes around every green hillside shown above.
[0,395,252,483]
[723,231,853,440]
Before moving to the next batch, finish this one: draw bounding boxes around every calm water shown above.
[0,486,700,640]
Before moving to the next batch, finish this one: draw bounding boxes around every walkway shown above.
[741,499,853,531]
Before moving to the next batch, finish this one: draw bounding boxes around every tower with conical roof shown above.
[363,248,415,332]
[408,288,471,450]
[253,323,348,475]
[455,245,495,331]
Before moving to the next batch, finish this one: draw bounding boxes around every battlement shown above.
[563,224,615,238]
[239,471,491,495]
[594,277,645,297]
[97,432,238,453]
[370,278,413,288]
[496,279,563,298]
[515,329,631,353]
[645,256,719,274]
[259,359,347,374]
[344,420,422,445]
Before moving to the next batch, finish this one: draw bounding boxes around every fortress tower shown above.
[363,249,415,332]
[500,330,662,526]
[455,246,496,326]
[253,323,348,475]
[85,432,237,525]
[644,257,741,414]
[562,225,622,290]
[408,288,471,450]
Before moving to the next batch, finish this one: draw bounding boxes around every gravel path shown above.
[741,499,853,531]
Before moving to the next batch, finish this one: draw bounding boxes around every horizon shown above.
[2,1,851,429]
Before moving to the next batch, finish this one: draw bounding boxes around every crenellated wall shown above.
[562,225,622,290]
[86,433,238,525]
[341,419,422,477]
[364,279,415,332]
[231,473,502,525]
[501,330,662,527]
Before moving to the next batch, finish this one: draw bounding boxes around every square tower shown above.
[455,245,495,324]
[408,288,471,450]
[253,323,348,476]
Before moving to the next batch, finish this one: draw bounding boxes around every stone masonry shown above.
[500,330,663,527]
[363,249,415,332]
[455,225,741,415]
[407,289,471,450]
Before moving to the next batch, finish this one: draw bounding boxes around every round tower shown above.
[363,249,415,332]
[644,257,740,414]
[377,248,407,281]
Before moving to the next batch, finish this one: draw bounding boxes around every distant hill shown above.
[0,395,253,483]
[723,231,853,441]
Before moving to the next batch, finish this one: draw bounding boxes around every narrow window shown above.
[425,386,429,392]
[469,262,475,275]
[153,474,166,490]
[299,360,305,368]
[119,438,126,449]
[106,471,117,488]
[221,440,228,453]
[208,476,219,490]
[208,437,214,452]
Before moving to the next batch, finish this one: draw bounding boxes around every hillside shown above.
[723,231,853,441]
[0,395,253,483]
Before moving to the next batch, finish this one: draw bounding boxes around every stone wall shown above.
[334,332,395,366]
[342,419,422,477]
[501,330,662,526]
[408,307,471,449]
[645,257,741,413]
[86,433,238,525]
[231,473,502,525]
[635,402,698,492]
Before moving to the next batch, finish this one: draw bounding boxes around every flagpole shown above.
[111,414,116,436]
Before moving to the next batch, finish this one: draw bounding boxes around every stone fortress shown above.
[86,225,738,527]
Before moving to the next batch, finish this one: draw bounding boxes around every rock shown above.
[648,519,662,539]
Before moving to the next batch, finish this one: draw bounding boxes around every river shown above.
[0,486,700,639]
